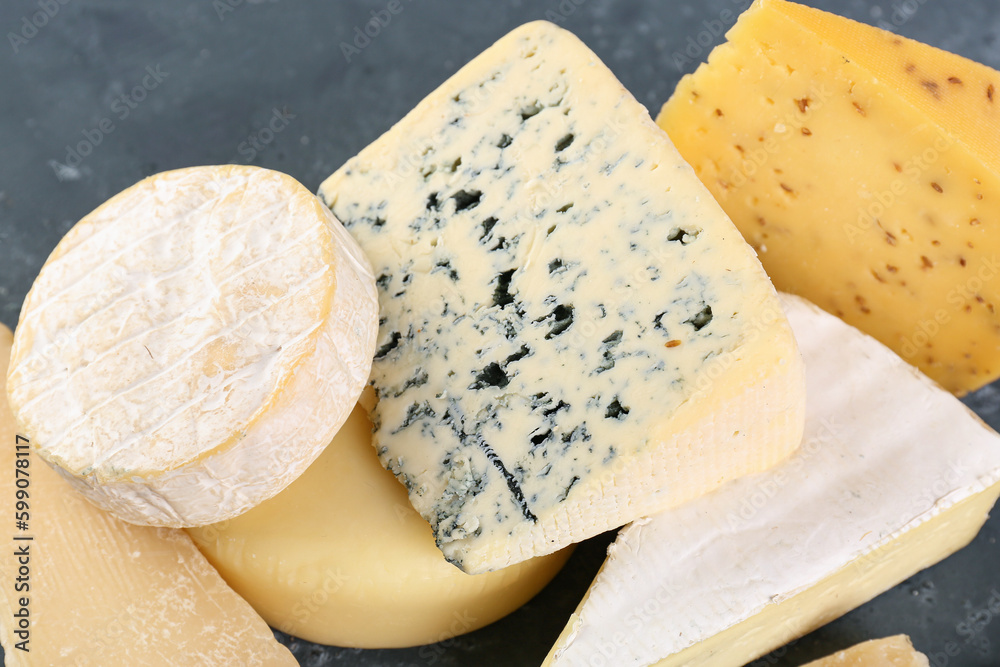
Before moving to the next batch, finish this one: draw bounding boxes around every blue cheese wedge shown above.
[544,294,1000,667]
[318,21,805,574]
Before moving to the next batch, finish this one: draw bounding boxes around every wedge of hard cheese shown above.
[318,20,805,574]
[805,636,929,667]
[0,325,296,666]
[545,294,1000,667]
[6,165,378,527]
[658,0,1000,395]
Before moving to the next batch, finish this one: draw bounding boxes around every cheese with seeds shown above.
[658,0,1000,395]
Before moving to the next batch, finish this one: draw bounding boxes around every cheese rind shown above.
[657,0,1000,395]
[319,20,805,574]
[0,325,297,666]
[188,404,572,648]
[636,484,998,667]
[545,294,1000,667]
[6,165,379,526]
[804,636,930,667]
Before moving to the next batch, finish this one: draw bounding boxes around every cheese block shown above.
[544,294,1000,667]
[0,324,297,666]
[318,20,805,574]
[188,402,572,648]
[805,636,929,667]
[657,0,1000,395]
[6,165,379,527]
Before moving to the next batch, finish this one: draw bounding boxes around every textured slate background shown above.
[1,0,999,665]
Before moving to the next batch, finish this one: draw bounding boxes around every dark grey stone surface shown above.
[1,0,999,664]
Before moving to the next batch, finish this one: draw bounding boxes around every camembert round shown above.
[6,165,379,527]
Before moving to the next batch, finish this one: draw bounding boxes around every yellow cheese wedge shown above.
[0,324,296,666]
[657,0,1000,394]
[6,165,379,527]
[804,636,929,667]
[187,403,572,648]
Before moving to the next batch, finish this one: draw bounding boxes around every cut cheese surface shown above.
[318,20,805,574]
[6,165,379,527]
[0,325,297,666]
[188,403,572,648]
[544,294,1000,667]
[804,636,930,667]
[657,0,1000,395]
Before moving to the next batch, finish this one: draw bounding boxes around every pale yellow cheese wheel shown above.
[187,404,573,648]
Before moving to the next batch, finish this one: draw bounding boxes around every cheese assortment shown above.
[187,403,572,648]
[0,326,297,666]
[5,165,379,527]
[658,0,1000,395]
[544,294,1000,667]
[2,2,1000,663]
[804,636,929,667]
[319,20,805,575]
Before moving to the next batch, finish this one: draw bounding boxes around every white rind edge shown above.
[548,293,1000,666]
[53,207,378,527]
